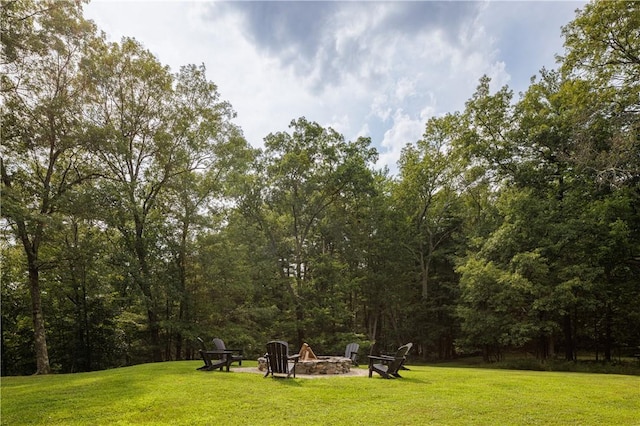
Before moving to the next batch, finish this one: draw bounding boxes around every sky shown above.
[83,0,587,173]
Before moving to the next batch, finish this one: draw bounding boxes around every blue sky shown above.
[84,0,586,173]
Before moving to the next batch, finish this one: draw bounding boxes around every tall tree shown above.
[558,1,640,359]
[395,113,466,300]
[83,41,243,361]
[82,37,174,361]
[244,117,377,344]
[1,0,99,374]
[160,65,252,359]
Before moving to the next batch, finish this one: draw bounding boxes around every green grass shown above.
[2,361,639,425]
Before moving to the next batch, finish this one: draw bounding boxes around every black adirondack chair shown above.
[196,337,227,371]
[369,341,413,370]
[344,343,360,366]
[212,338,243,367]
[264,340,300,378]
[368,343,412,379]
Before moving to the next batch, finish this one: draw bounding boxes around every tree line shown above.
[2,0,638,375]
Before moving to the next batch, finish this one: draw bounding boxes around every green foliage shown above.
[1,245,36,375]
[561,0,640,87]
[1,0,103,375]
[452,0,640,361]
[2,0,639,375]
[241,117,379,344]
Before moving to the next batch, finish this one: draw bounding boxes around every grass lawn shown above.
[2,361,639,425]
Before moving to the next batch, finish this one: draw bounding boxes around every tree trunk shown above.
[295,300,305,345]
[366,310,379,342]
[482,344,490,363]
[604,303,613,362]
[133,215,162,362]
[147,308,162,362]
[563,314,575,361]
[546,333,555,359]
[175,226,188,361]
[419,238,431,300]
[27,266,52,374]
[175,297,184,361]
[82,277,92,371]
[175,333,183,361]
[538,333,554,360]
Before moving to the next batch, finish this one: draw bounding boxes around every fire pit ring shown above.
[258,355,352,375]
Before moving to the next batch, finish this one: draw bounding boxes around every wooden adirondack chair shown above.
[212,338,243,367]
[344,343,360,366]
[368,343,412,379]
[264,340,300,378]
[196,337,227,371]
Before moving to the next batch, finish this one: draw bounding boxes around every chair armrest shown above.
[368,355,394,361]
[368,355,392,362]
[368,355,395,366]
[288,354,301,361]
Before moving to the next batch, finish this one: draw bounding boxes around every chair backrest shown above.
[266,340,292,374]
[403,342,413,356]
[212,338,228,361]
[386,343,412,375]
[212,338,226,351]
[197,337,207,351]
[345,343,359,361]
[369,341,382,356]
[196,337,212,369]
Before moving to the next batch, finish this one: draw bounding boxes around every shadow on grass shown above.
[414,356,640,376]
[263,376,306,386]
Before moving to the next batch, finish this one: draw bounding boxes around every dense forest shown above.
[2,0,639,376]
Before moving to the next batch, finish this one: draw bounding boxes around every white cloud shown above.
[83,0,585,173]
[370,93,392,122]
[395,77,417,101]
[378,108,424,174]
[356,122,371,140]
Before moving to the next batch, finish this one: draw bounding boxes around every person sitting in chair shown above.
[299,343,318,361]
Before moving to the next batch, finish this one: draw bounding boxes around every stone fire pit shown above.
[258,356,352,375]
